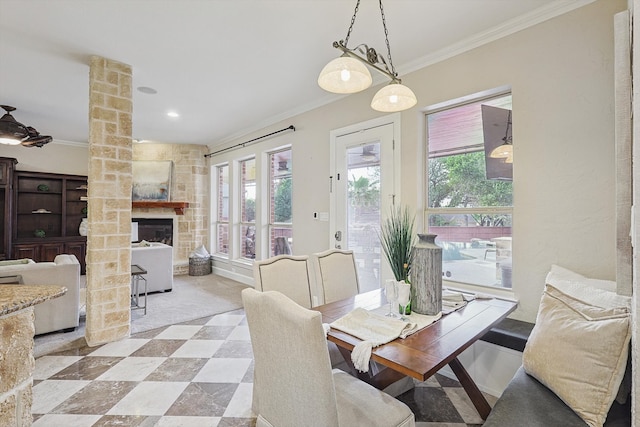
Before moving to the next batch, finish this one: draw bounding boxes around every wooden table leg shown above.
[448,357,491,420]
[337,346,358,376]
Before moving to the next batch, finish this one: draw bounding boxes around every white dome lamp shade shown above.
[505,153,513,164]
[489,143,513,160]
[0,136,23,145]
[370,82,417,112]
[490,110,513,162]
[318,54,373,94]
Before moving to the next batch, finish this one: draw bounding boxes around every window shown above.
[215,164,229,255]
[239,157,256,259]
[211,145,294,263]
[269,149,292,256]
[426,93,513,288]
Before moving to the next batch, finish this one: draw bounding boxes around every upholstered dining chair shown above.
[253,255,313,308]
[242,288,415,427]
[312,249,360,304]
[311,249,415,397]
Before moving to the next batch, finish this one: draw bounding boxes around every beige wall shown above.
[1,142,89,175]
[2,141,209,275]
[2,0,625,323]
[209,0,625,322]
[132,143,209,274]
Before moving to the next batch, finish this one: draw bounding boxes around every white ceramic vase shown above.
[79,218,88,236]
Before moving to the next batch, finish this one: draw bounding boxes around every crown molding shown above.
[399,0,597,76]
[211,0,598,153]
[51,138,88,147]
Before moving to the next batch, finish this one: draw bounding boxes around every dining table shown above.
[314,289,518,420]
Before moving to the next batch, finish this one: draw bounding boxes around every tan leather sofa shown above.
[0,254,80,335]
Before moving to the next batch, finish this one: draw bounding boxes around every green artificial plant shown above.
[379,206,416,282]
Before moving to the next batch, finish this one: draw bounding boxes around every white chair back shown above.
[312,249,360,304]
[242,288,339,427]
[253,255,313,308]
[242,288,416,427]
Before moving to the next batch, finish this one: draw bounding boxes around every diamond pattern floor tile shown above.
[33,309,493,426]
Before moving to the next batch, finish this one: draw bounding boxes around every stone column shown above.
[0,310,35,427]
[86,56,133,346]
[132,144,209,275]
[0,285,66,426]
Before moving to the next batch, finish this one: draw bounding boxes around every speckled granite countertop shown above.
[0,285,67,317]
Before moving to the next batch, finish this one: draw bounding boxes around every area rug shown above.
[33,273,249,358]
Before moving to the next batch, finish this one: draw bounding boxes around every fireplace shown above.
[132,218,173,246]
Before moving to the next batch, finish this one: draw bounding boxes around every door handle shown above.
[334,230,342,241]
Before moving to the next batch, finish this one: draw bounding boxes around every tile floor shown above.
[33,309,493,426]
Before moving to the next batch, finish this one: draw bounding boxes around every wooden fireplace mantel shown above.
[132,201,190,215]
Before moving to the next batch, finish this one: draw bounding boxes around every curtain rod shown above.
[204,125,296,158]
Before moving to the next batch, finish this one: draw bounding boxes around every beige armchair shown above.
[312,249,360,304]
[253,255,313,308]
[131,242,173,293]
[0,254,80,335]
[242,288,415,427]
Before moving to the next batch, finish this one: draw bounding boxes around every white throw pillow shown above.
[545,264,631,405]
[546,264,616,292]
[523,284,631,427]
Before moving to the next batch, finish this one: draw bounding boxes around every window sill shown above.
[443,279,517,302]
[231,258,253,269]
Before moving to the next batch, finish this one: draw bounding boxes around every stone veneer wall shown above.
[133,144,209,275]
[86,56,133,346]
[0,309,35,427]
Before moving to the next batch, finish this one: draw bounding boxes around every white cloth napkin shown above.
[442,290,468,313]
[329,307,441,372]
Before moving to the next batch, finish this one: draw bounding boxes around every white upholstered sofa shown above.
[131,242,173,293]
[0,255,80,335]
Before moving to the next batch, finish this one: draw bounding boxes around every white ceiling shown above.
[0,0,591,148]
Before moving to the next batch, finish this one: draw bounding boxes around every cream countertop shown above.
[0,285,67,317]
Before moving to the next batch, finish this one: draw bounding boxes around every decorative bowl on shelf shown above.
[32,209,52,214]
[34,229,46,238]
[37,184,49,192]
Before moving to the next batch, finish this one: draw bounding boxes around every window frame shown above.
[213,163,230,257]
[424,89,513,290]
[268,147,293,257]
[238,156,257,260]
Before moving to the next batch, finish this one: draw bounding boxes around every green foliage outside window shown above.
[429,151,512,227]
[245,198,255,222]
[348,175,380,208]
[274,177,292,223]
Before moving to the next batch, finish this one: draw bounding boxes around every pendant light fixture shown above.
[318,0,417,112]
[0,105,29,145]
[0,105,52,148]
[490,110,513,163]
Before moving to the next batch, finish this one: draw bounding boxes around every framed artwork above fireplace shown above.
[132,161,173,202]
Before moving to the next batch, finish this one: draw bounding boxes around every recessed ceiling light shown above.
[167,111,179,118]
[137,86,157,94]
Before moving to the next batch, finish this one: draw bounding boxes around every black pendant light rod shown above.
[204,125,296,158]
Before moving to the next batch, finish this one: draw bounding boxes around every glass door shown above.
[332,122,396,292]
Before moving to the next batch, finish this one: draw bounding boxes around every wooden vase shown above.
[411,233,442,315]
